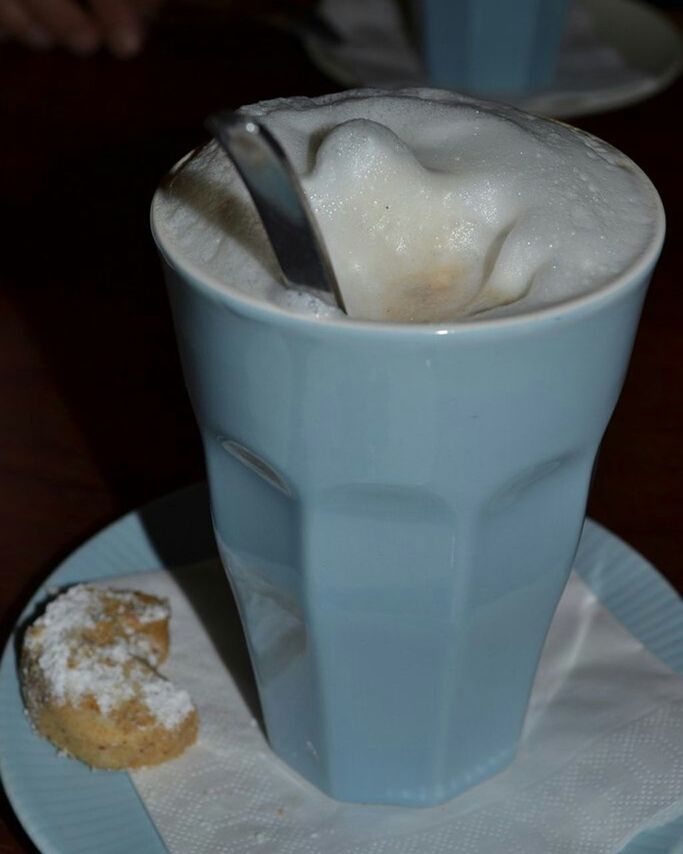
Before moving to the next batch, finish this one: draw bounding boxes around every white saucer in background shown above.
[305,0,682,117]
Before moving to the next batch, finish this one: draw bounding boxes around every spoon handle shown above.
[206,110,345,311]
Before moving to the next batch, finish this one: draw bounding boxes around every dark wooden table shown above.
[1,6,681,850]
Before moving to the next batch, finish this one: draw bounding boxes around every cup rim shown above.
[150,144,665,339]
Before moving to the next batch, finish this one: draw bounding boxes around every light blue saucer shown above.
[1,485,681,853]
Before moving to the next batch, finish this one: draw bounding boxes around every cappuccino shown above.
[154,89,659,323]
[152,88,664,806]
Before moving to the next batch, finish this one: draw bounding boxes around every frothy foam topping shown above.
[153,88,659,323]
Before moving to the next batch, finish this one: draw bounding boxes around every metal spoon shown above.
[205,110,346,313]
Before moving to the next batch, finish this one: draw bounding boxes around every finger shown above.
[88,0,142,57]
[23,0,100,53]
[0,0,53,47]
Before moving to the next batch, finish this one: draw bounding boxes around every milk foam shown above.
[153,88,659,323]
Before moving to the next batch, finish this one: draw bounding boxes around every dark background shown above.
[1,3,681,850]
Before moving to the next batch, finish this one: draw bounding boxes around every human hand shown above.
[0,0,162,57]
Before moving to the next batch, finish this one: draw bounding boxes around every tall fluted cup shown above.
[151,128,664,808]
[413,0,571,95]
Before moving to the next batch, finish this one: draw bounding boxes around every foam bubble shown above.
[153,88,659,323]
[302,119,495,321]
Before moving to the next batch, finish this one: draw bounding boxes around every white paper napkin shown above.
[102,558,683,854]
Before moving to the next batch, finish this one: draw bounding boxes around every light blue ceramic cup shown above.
[415,0,571,95]
[152,165,663,807]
